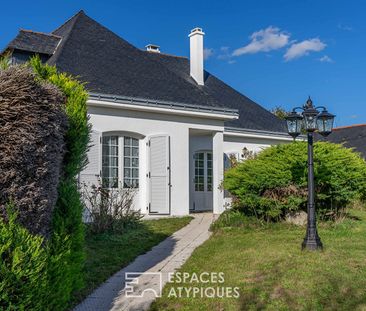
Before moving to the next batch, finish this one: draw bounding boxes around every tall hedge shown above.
[224,141,366,221]
[30,56,90,307]
[0,66,68,237]
[0,56,90,310]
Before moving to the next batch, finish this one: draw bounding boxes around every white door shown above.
[148,135,170,214]
[192,151,213,211]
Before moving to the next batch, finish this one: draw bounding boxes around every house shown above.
[317,124,366,158]
[2,10,292,215]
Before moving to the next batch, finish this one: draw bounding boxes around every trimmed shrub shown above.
[0,65,68,237]
[30,56,90,306]
[224,141,366,221]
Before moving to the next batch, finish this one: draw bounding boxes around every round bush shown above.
[224,141,366,221]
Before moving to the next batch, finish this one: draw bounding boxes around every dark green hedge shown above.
[224,141,366,221]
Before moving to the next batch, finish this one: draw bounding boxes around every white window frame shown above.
[194,151,213,193]
[101,134,140,189]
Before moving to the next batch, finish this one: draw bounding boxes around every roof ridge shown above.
[334,124,366,130]
[48,11,84,64]
[19,29,62,39]
[51,10,85,34]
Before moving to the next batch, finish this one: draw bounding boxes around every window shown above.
[194,152,212,192]
[101,135,139,188]
[194,152,205,191]
[102,136,119,188]
[207,153,212,191]
[123,137,139,188]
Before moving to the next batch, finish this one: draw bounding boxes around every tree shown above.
[271,106,288,120]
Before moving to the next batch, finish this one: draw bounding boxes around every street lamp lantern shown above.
[317,109,335,137]
[302,98,319,131]
[285,97,335,251]
[285,111,303,138]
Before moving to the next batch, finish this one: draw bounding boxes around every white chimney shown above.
[189,27,205,86]
[145,44,160,53]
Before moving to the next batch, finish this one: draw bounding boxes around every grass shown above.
[72,216,192,304]
[151,208,366,311]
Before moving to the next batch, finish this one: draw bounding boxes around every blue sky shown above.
[1,0,365,126]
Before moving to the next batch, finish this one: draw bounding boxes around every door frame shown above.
[147,134,171,215]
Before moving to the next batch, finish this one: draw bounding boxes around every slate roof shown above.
[4,10,286,133]
[318,124,366,158]
[5,30,61,55]
[147,52,286,131]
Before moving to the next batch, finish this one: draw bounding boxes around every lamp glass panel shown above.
[324,118,334,132]
[317,117,334,133]
[317,116,334,133]
[296,118,303,133]
[287,119,297,134]
[304,114,317,131]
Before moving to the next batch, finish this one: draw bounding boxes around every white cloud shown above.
[319,55,333,63]
[284,38,326,61]
[217,46,230,60]
[232,26,290,56]
[203,48,214,60]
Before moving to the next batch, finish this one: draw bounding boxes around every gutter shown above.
[224,126,302,141]
[88,92,239,120]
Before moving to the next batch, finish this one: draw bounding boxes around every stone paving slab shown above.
[74,213,213,311]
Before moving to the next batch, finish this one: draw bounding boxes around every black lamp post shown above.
[285,97,335,250]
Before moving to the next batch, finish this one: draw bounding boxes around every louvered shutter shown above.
[149,135,170,214]
[79,130,101,187]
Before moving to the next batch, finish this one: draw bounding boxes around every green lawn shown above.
[151,209,366,311]
[73,216,192,304]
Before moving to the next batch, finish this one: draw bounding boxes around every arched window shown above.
[102,135,139,188]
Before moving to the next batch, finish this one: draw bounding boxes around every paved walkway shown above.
[74,213,214,311]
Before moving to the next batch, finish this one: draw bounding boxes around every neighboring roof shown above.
[5,30,61,55]
[4,10,286,133]
[318,124,366,158]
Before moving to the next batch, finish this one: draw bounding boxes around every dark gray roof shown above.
[4,10,286,133]
[6,30,61,55]
[317,124,366,158]
[147,52,286,131]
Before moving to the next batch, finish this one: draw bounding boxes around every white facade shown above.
[80,97,292,216]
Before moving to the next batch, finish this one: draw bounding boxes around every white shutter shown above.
[79,130,101,187]
[149,135,170,214]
